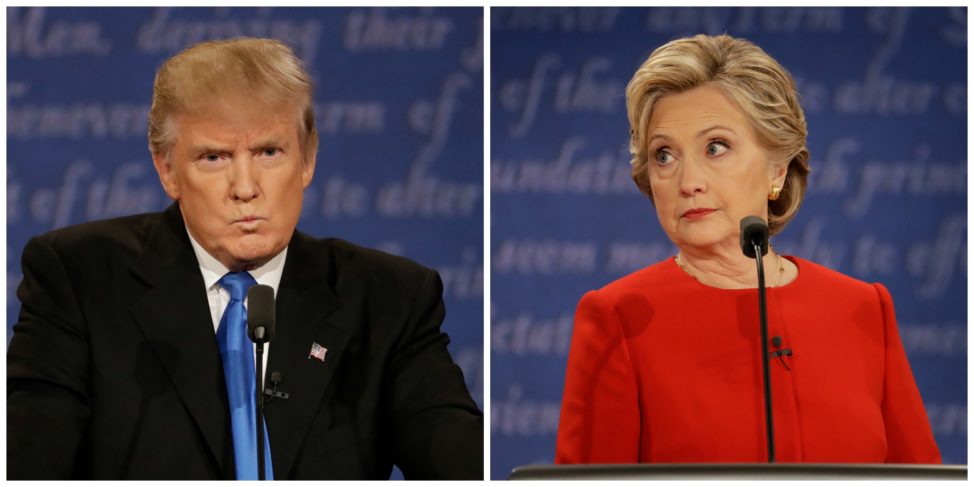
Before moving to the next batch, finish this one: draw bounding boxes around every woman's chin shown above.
[673,227,734,251]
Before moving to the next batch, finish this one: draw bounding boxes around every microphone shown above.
[247,284,276,343]
[263,371,290,402]
[771,336,793,371]
[247,284,275,481]
[740,215,775,463]
[740,215,769,258]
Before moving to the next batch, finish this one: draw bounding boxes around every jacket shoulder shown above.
[25,212,159,260]
[597,258,679,297]
[791,256,882,298]
[294,234,436,287]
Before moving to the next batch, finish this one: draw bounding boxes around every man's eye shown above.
[262,148,280,157]
[195,153,228,169]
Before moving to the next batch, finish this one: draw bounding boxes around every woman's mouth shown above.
[682,208,716,220]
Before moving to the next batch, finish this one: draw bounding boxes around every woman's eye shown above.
[655,149,674,165]
[707,141,729,157]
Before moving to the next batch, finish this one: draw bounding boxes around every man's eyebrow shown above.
[250,136,287,148]
[188,138,288,154]
[189,144,230,155]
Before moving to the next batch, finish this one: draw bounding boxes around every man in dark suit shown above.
[7,37,483,480]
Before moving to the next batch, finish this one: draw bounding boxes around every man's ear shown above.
[152,152,181,200]
[301,147,317,189]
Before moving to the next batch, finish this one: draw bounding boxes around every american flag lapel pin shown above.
[309,341,328,363]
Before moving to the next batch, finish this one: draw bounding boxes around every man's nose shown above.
[228,156,259,202]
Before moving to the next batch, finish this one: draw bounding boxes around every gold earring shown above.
[768,185,782,201]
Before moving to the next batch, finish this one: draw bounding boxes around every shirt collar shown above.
[185,226,287,295]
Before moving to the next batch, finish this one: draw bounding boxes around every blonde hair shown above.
[626,34,810,235]
[147,37,318,160]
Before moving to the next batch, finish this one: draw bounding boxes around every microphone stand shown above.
[753,242,776,463]
[255,340,266,481]
[248,284,275,481]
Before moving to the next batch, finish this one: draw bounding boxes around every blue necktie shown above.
[217,272,274,480]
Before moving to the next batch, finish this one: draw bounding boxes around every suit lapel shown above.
[264,232,346,478]
[128,204,231,476]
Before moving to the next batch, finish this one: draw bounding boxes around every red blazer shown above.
[555,256,940,464]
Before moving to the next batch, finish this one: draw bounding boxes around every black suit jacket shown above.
[8,203,483,480]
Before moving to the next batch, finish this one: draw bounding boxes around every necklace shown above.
[675,251,785,287]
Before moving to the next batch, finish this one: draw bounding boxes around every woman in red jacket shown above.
[555,34,940,464]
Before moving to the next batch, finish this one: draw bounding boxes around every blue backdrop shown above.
[491,7,966,479]
[6,7,484,478]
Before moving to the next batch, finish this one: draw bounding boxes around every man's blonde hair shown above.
[626,34,810,235]
[147,37,318,160]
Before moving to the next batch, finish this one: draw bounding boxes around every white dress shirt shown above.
[186,228,286,385]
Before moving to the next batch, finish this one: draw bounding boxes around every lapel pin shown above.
[309,341,328,363]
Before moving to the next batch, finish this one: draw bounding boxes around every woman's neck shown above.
[676,243,790,289]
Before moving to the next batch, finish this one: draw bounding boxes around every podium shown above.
[509,463,967,480]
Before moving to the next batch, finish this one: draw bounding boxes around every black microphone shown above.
[247,284,276,343]
[263,371,290,402]
[740,215,775,463]
[247,284,276,481]
[771,336,793,371]
[740,215,769,258]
